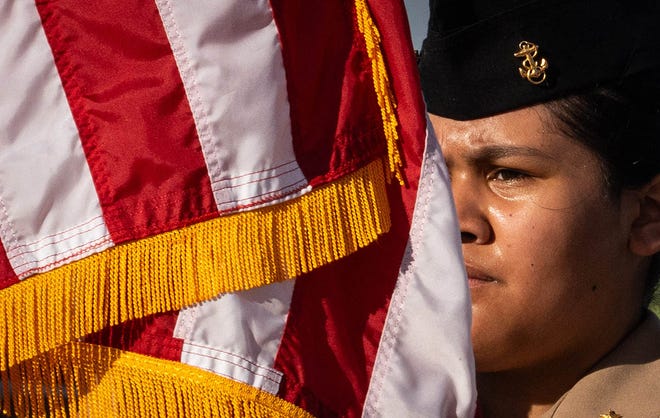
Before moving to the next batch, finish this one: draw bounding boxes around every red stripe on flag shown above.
[269,0,385,186]
[0,240,18,290]
[35,0,217,243]
[85,310,183,362]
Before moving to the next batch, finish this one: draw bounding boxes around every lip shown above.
[464,263,498,288]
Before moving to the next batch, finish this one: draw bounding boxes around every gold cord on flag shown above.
[0,159,390,371]
[355,0,405,185]
[1,342,313,418]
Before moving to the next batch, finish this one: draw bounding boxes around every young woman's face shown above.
[431,106,644,373]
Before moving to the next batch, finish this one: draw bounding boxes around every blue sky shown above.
[404,0,429,50]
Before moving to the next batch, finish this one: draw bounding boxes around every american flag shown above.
[0,0,475,416]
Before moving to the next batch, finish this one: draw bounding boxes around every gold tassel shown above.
[0,159,390,371]
[1,342,314,418]
[355,0,405,185]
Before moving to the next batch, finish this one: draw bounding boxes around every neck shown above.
[476,364,580,418]
[476,310,646,418]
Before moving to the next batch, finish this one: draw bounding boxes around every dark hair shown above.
[545,71,660,307]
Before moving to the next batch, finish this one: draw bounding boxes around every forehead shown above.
[430,105,556,151]
[428,106,607,170]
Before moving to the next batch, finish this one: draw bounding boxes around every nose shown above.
[450,176,493,245]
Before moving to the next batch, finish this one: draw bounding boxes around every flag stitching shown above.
[13,237,112,277]
[7,215,106,252]
[363,133,438,416]
[154,0,222,179]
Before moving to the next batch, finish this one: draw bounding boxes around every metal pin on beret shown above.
[418,0,660,120]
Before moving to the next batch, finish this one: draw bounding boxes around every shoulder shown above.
[545,313,660,418]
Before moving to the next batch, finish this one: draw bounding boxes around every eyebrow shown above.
[464,145,556,163]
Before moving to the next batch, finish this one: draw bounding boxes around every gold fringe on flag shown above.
[355,0,405,185]
[1,341,313,418]
[0,159,390,371]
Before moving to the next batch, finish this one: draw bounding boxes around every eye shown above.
[488,168,530,183]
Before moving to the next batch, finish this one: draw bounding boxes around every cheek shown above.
[489,200,607,307]
[492,196,616,262]
[491,198,628,324]
[471,203,604,370]
[489,202,573,266]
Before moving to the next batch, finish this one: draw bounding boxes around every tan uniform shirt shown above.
[542,313,660,418]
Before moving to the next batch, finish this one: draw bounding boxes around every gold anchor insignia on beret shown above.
[514,41,549,85]
[599,410,623,418]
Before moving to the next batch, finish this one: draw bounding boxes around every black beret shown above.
[419,0,660,120]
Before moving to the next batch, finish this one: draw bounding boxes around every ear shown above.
[630,174,660,256]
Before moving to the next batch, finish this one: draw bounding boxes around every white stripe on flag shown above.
[362,124,476,418]
[0,2,111,278]
[155,0,309,212]
[174,279,295,394]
